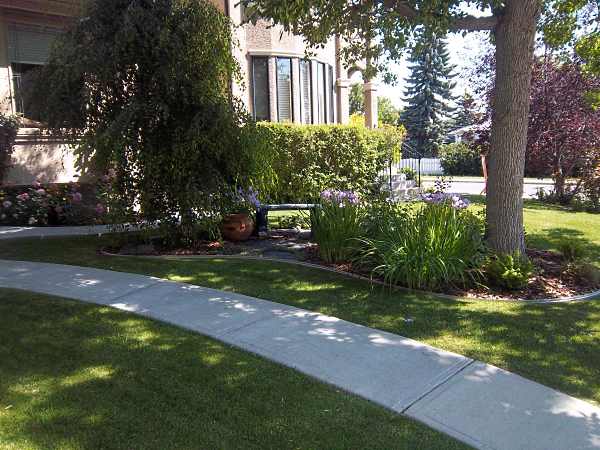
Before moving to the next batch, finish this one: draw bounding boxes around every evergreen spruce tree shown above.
[400,31,456,156]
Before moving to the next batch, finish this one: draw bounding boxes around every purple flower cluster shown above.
[320,189,360,205]
[421,192,470,210]
[238,187,261,208]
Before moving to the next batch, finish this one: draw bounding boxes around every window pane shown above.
[276,58,292,122]
[252,57,269,121]
[317,62,325,124]
[329,65,335,123]
[11,62,42,120]
[300,60,312,124]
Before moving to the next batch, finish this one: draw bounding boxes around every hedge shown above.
[439,143,482,176]
[258,123,404,203]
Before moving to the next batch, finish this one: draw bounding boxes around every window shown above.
[8,25,59,120]
[276,57,292,122]
[252,57,270,121]
[300,60,312,124]
[11,63,40,119]
[329,65,335,123]
[316,62,326,124]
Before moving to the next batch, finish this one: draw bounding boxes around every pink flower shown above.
[71,192,82,203]
[35,188,46,195]
[94,203,106,215]
[16,193,29,201]
[2,200,11,209]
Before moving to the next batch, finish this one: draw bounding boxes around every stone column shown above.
[364,81,378,129]
[336,78,350,124]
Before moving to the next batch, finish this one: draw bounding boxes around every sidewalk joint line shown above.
[400,359,476,414]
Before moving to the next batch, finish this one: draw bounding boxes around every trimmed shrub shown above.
[257,123,404,203]
[439,143,481,176]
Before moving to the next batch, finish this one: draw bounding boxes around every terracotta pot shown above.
[220,213,254,241]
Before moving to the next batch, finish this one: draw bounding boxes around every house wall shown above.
[0,0,351,186]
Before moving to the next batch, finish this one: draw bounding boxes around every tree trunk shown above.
[486,0,541,254]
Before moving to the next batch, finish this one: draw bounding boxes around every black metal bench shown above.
[256,203,317,235]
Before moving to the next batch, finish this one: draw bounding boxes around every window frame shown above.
[299,59,312,124]
[251,56,270,121]
[275,56,294,123]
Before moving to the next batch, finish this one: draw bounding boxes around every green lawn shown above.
[0,289,468,450]
[469,196,600,266]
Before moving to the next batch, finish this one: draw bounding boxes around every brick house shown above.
[0,0,377,184]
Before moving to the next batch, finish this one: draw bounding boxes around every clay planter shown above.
[220,213,254,241]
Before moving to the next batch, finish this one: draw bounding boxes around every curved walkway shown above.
[0,224,114,239]
[1,259,599,450]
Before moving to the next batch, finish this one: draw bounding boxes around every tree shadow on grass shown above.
[526,227,600,260]
[0,289,471,450]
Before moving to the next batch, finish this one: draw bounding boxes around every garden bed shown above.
[105,229,600,302]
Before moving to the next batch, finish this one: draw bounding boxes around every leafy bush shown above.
[0,180,107,226]
[258,123,404,203]
[485,253,534,290]
[27,0,273,246]
[0,114,19,183]
[439,143,481,176]
[358,197,485,290]
[312,190,366,263]
[558,239,587,262]
[399,167,416,181]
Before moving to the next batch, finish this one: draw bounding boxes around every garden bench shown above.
[256,203,316,235]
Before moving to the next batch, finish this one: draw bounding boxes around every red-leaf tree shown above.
[526,58,600,202]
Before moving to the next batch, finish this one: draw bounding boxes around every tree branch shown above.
[382,0,499,31]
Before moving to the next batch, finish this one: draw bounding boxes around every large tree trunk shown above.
[486,0,541,254]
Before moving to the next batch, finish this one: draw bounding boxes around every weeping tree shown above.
[400,30,456,157]
[27,0,272,244]
[243,0,600,254]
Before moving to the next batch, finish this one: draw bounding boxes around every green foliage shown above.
[399,167,416,181]
[257,123,404,203]
[558,239,588,262]
[358,202,485,290]
[312,190,366,263]
[485,253,534,291]
[349,83,401,126]
[439,143,481,176]
[400,31,456,157]
[27,0,272,245]
[0,114,19,184]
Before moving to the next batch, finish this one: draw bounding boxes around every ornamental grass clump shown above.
[358,194,485,290]
[312,189,365,263]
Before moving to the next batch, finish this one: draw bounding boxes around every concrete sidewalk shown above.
[1,259,599,450]
[0,224,114,239]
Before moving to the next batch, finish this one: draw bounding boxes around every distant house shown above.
[1,1,377,185]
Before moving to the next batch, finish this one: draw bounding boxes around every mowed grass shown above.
[1,216,599,409]
[467,196,600,266]
[0,289,469,450]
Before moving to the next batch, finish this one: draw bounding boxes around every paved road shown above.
[2,259,599,450]
[422,180,552,198]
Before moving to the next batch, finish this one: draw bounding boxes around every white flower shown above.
[28,216,37,225]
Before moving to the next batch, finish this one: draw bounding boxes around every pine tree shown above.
[400,31,456,157]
